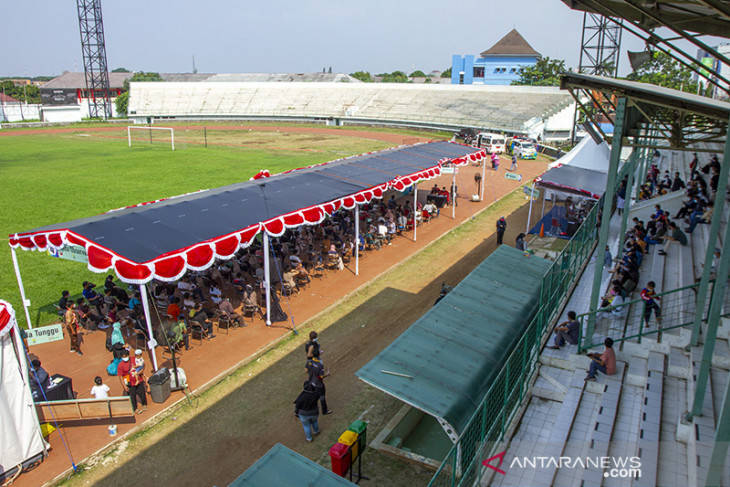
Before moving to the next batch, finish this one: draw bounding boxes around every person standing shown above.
[641,281,662,328]
[492,152,500,171]
[91,376,110,399]
[305,331,321,359]
[117,349,147,414]
[496,216,507,245]
[294,381,321,442]
[306,350,332,415]
[510,154,517,172]
[65,301,82,355]
[474,172,482,199]
[515,233,526,251]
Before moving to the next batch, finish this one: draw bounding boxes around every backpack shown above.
[105,337,113,352]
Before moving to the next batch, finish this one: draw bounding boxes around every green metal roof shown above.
[228,443,355,487]
[356,246,552,438]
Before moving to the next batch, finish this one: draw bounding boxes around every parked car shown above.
[474,132,505,154]
[507,137,538,159]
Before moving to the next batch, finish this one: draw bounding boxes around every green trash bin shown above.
[348,420,368,453]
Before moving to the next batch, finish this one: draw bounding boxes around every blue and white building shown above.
[451,29,541,85]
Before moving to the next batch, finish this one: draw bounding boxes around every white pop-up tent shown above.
[0,300,47,482]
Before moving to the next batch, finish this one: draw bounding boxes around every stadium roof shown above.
[480,29,541,58]
[560,0,730,38]
[561,72,730,149]
[228,443,355,487]
[9,142,485,284]
[41,72,132,90]
[356,246,552,439]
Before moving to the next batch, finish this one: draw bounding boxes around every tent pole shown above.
[413,185,417,242]
[263,232,272,326]
[10,247,33,329]
[480,158,486,201]
[139,284,158,372]
[452,169,456,219]
[526,184,536,234]
[541,191,546,219]
[355,205,360,276]
[12,321,30,383]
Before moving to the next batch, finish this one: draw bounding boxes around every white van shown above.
[474,133,506,154]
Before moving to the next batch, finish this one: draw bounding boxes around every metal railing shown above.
[428,199,602,487]
[579,279,730,351]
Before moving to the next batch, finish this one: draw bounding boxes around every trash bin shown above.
[338,430,359,460]
[348,420,368,453]
[329,442,351,477]
[147,367,171,404]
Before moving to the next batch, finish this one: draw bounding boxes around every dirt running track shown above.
[0,124,435,146]
[11,126,550,487]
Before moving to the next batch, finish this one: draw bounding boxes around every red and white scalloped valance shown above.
[0,300,15,339]
[9,147,485,284]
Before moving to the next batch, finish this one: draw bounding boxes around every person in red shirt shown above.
[585,337,616,381]
[167,297,182,320]
[117,349,147,414]
[640,281,662,328]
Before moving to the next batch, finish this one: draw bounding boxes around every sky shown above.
[0,0,709,79]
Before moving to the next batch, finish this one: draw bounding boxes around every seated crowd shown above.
[52,191,447,380]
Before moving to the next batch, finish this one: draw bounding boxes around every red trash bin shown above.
[329,442,351,477]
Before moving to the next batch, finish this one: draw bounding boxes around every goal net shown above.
[127,126,175,151]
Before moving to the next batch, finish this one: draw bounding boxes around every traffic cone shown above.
[539,223,545,238]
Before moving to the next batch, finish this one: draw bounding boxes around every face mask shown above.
[312,338,317,342]
[122,357,130,362]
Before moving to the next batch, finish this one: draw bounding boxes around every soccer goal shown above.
[127,126,175,151]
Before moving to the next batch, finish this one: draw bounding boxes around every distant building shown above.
[0,93,20,103]
[451,29,540,85]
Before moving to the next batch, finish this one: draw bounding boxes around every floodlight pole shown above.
[263,232,272,326]
[413,185,418,242]
[355,205,360,276]
[139,284,159,372]
[10,247,33,329]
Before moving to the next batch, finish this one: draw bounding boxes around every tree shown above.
[0,81,40,104]
[351,71,373,82]
[625,51,699,93]
[441,68,452,78]
[115,91,129,117]
[512,57,566,86]
[112,67,131,73]
[122,71,163,90]
[409,70,426,78]
[380,71,409,83]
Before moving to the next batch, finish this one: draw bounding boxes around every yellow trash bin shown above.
[338,430,359,460]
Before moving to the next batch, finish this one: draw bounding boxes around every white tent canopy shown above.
[0,301,47,480]
[547,135,610,170]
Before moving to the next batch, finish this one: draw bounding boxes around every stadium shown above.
[2,1,730,487]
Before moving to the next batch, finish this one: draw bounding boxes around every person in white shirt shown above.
[91,376,110,399]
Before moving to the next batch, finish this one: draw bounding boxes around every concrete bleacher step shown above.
[582,363,627,487]
[539,370,586,486]
[690,346,719,487]
[633,353,665,487]
[712,338,730,370]
[669,346,690,378]
[532,365,570,402]
[625,355,648,387]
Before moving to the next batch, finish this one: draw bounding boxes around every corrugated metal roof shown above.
[41,72,132,89]
[356,246,552,437]
[228,443,355,487]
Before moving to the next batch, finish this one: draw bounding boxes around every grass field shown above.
[0,124,442,327]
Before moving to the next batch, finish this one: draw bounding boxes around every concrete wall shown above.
[452,55,538,85]
[0,103,41,123]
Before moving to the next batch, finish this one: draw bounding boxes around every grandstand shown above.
[127,82,574,138]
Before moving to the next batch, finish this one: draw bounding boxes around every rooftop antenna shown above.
[192,55,197,74]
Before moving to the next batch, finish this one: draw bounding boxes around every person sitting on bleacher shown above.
[671,172,685,192]
[657,221,687,256]
[585,337,616,382]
